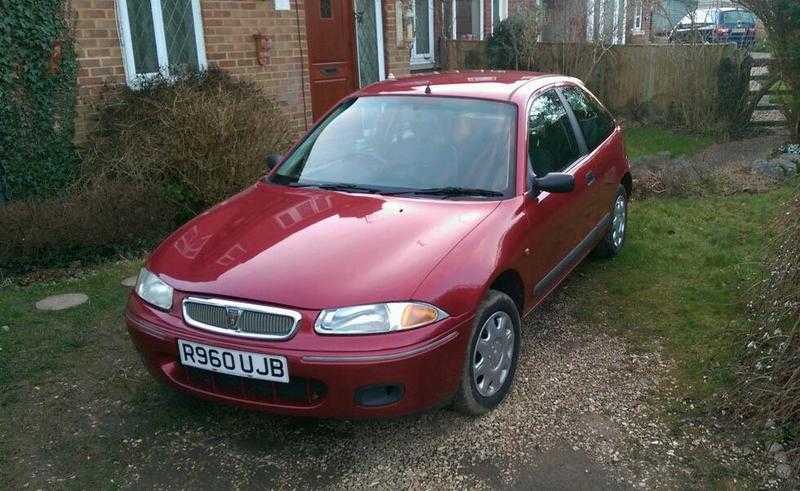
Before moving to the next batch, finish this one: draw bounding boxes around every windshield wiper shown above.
[289,182,384,194]
[387,187,504,198]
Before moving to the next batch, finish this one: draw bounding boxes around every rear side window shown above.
[527,91,580,177]
[721,10,755,25]
[561,86,615,152]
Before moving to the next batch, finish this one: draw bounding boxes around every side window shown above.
[527,91,581,177]
[561,86,615,152]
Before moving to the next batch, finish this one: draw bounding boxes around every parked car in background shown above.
[126,72,632,418]
[669,7,757,48]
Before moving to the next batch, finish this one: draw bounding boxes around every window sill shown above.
[410,62,436,72]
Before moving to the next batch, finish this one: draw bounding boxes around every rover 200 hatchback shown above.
[126,72,632,418]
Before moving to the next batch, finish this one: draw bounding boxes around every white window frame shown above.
[356,0,386,83]
[586,0,626,44]
[632,1,643,32]
[411,0,435,66]
[116,0,208,87]
[452,0,485,41]
[490,0,508,34]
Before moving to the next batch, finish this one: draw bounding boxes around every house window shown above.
[491,0,508,32]
[633,1,644,32]
[587,0,626,44]
[116,0,207,86]
[453,0,484,40]
[411,0,434,65]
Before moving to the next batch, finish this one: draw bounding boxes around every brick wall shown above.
[383,0,413,77]
[72,0,127,141]
[72,0,315,142]
[201,0,312,134]
[72,0,415,143]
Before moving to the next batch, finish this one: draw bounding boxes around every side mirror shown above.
[530,172,575,194]
[265,154,282,172]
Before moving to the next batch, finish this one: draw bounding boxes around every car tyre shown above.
[593,185,628,258]
[452,290,521,416]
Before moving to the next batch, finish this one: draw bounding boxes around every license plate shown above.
[178,340,289,383]
[732,28,746,34]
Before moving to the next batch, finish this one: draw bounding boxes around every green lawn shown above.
[624,126,714,160]
[570,188,792,402]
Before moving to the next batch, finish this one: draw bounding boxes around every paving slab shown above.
[35,293,89,311]
[121,276,138,288]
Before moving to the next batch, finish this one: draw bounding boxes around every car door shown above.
[521,89,593,301]
[559,84,619,230]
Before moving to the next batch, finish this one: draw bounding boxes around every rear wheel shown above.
[593,185,628,258]
[452,290,521,416]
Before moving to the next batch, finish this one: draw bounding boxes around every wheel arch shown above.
[488,269,525,315]
[621,171,633,197]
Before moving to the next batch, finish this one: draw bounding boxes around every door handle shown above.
[586,171,596,186]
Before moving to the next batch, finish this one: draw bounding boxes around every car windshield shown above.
[271,96,517,198]
[721,10,755,26]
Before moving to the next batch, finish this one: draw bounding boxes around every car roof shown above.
[680,7,752,23]
[354,71,577,103]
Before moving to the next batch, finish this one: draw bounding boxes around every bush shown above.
[486,14,531,70]
[0,179,182,275]
[80,69,293,214]
[1,68,294,275]
[631,154,777,200]
[716,55,754,137]
[738,186,800,448]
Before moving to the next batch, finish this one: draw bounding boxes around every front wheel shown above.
[593,185,628,258]
[452,290,521,416]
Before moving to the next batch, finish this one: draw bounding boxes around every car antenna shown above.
[424,81,431,95]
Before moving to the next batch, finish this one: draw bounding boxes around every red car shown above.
[126,72,631,418]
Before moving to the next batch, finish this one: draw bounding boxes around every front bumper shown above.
[125,294,471,418]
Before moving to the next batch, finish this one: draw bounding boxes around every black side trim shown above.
[534,213,611,297]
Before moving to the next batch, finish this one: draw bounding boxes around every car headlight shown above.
[315,302,448,335]
[135,268,174,310]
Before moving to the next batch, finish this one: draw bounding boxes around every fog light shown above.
[355,384,404,407]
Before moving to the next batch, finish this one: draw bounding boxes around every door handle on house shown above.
[586,171,596,186]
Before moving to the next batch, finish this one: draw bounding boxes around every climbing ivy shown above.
[0,0,78,201]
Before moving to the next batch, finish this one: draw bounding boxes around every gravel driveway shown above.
[70,294,771,489]
[3,280,783,489]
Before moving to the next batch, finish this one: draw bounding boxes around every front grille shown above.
[181,367,326,406]
[182,297,301,340]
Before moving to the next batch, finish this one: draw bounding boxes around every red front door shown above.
[304,0,359,121]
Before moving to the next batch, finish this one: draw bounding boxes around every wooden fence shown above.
[442,40,738,125]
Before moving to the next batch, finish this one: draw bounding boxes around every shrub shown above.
[80,69,293,214]
[1,68,294,275]
[486,14,532,70]
[738,186,800,447]
[0,179,182,275]
[631,154,777,200]
[716,55,754,137]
